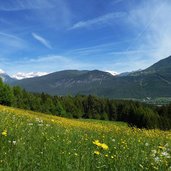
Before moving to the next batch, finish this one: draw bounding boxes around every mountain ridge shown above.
[1,56,171,99]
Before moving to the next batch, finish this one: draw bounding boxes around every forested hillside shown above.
[0,79,171,130]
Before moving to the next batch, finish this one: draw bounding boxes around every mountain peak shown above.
[0,69,6,74]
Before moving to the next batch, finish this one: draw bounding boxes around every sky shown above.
[0,0,171,75]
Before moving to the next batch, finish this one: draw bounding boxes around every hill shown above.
[0,105,170,170]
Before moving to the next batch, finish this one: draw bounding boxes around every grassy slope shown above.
[0,105,171,171]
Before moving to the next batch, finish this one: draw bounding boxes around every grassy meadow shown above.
[0,105,171,171]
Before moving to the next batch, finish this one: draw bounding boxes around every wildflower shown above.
[2,129,7,136]
[145,143,149,146]
[93,140,101,147]
[93,140,109,150]
[101,143,109,150]
[94,151,100,155]
[154,157,160,163]
[112,138,115,142]
[161,152,170,158]
[12,141,16,145]
[105,154,108,157]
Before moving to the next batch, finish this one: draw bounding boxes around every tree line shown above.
[0,79,170,130]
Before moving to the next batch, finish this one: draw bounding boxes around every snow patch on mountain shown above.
[0,69,6,74]
[12,72,48,80]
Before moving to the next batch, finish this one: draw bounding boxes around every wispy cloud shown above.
[126,0,171,60]
[0,0,54,11]
[0,31,27,51]
[0,0,72,29]
[69,12,126,30]
[0,32,22,41]
[32,32,52,49]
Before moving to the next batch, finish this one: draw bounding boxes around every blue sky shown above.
[0,0,171,75]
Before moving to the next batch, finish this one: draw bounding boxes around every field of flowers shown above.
[0,105,171,171]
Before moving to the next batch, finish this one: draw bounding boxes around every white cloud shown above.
[69,12,126,30]
[32,32,52,49]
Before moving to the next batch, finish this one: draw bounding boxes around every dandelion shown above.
[2,129,7,136]
[93,140,109,150]
[93,140,101,147]
[94,151,100,155]
[101,143,109,150]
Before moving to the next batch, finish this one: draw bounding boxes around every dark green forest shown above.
[0,79,171,130]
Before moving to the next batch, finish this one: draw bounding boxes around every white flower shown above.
[161,151,170,158]
[145,143,149,146]
[12,141,16,145]
[112,139,115,142]
[154,157,160,163]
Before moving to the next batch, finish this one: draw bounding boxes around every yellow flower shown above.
[93,140,109,151]
[105,154,108,157]
[101,143,109,150]
[2,129,7,136]
[94,151,100,155]
[93,140,101,147]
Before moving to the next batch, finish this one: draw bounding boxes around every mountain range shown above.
[1,56,171,99]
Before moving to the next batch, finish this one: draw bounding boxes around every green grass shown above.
[0,105,171,171]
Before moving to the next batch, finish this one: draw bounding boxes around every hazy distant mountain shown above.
[0,69,15,83]
[11,70,112,95]
[6,56,171,98]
